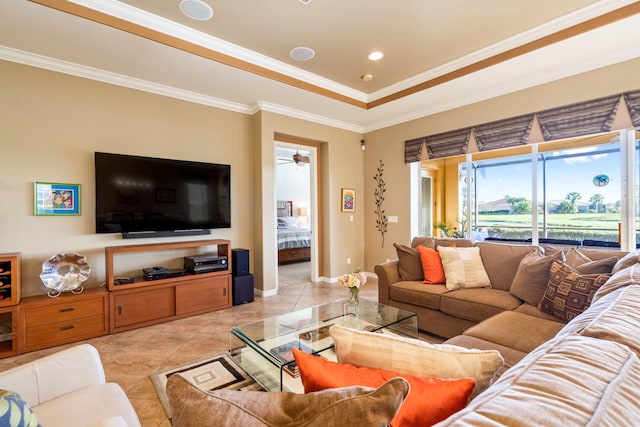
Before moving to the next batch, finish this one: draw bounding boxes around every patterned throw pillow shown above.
[0,390,41,427]
[538,261,611,322]
[437,246,491,290]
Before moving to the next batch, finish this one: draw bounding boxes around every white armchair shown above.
[0,344,140,427]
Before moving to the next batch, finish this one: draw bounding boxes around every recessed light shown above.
[180,0,213,21]
[361,74,374,82]
[368,51,384,61]
[290,47,315,61]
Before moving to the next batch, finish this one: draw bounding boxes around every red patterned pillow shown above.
[538,261,611,322]
[417,245,446,284]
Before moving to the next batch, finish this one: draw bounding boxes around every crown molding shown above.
[0,45,364,132]
[254,101,364,134]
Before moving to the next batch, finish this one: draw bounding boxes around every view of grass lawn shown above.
[475,213,623,241]
[477,213,621,228]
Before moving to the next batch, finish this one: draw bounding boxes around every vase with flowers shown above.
[338,268,367,304]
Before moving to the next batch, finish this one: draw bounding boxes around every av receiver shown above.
[184,254,228,274]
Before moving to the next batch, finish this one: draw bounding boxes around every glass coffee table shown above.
[229,298,418,392]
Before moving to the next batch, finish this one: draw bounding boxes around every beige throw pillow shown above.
[437,246,491,290]
[509,250,565,306]
[329,324,504,397]
[167,373,409,427]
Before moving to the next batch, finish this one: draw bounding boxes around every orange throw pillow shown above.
[293,348,475,427]
[417,245,446,284]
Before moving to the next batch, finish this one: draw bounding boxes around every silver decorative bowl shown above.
[40,253,91,297]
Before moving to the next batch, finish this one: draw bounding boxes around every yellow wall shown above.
[363,56,640,270]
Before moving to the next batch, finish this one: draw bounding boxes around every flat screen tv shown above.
[95,152,231,237]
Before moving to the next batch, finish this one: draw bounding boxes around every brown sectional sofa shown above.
[437,263,640,425]
[375,237,625,372]
[376,237,640,425]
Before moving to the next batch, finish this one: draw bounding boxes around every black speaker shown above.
[232,274,254,305]
[232,248,250,276]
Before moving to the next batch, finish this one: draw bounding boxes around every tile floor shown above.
[0,263,396,427]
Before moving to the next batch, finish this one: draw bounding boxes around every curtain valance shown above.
[405,89,638,163]
[624,89,640,127]
[474,114,535,151]
[537,94,620,140]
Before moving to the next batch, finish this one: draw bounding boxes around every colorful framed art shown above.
[341,188,356,212]
[34,182,81,216]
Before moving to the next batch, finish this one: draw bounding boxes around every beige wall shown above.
[255,111,364,294]
[363,57,640,271]
[1,60,254,296]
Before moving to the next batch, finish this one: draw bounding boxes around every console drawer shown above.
[19,288,109,353]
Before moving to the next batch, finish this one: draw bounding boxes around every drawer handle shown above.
[223,288,227,296]
[59,325,75,331]
[118,306,123,316]
[59,307,74,313]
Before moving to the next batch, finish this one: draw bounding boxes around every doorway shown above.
[275,143,317,287]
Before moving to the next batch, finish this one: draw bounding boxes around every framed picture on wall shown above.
[341,188,356,212]
[34,182,81,216]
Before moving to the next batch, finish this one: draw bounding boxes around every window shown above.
[420,129,639,250]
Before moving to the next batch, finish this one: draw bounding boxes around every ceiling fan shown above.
[293,150,310,166]
[279,150,310,166]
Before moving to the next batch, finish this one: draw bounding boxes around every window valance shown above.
[624,89,640,127]
[474,114,535,151]
[405,89,638,163]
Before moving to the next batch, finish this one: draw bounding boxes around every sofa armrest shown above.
[374,260,400,304]
[0,344,106,407]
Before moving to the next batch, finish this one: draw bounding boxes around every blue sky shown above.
[473,146,621,205]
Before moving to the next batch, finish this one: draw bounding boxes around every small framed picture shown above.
[34,182,81,216]
[341,188,356,212]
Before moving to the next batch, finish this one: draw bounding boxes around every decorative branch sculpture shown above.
[374,160,388,248]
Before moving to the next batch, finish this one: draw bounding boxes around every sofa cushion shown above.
[0,390,41,427]
[463,311,564,353]
[568,283,640,357]
[611,249,640,273]
[443,335,527,379]
[437,246,491,290]
[514,302,563,321]
[538,261,610,322]
[509,250,564,306]
[33,383,139,427]
[329,324,503,397]
[389,281,448,310]
[438,335,640,427]
[167,372,409,427]
[564,248,618,274]
[475,242,537,291]
[393,243,423,281]
[293,348,475,427]
[440,288,521,323]
[417,246,446,284]
[411,237,474,249]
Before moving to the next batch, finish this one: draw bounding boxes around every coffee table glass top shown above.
[230,298,418,392]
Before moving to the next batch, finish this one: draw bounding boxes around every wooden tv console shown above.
[4,240,233,357]
[106,239,232,333]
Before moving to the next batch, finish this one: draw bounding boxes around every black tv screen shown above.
[95,152,231,235]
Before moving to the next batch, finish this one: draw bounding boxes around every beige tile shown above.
[2,274,380,425]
